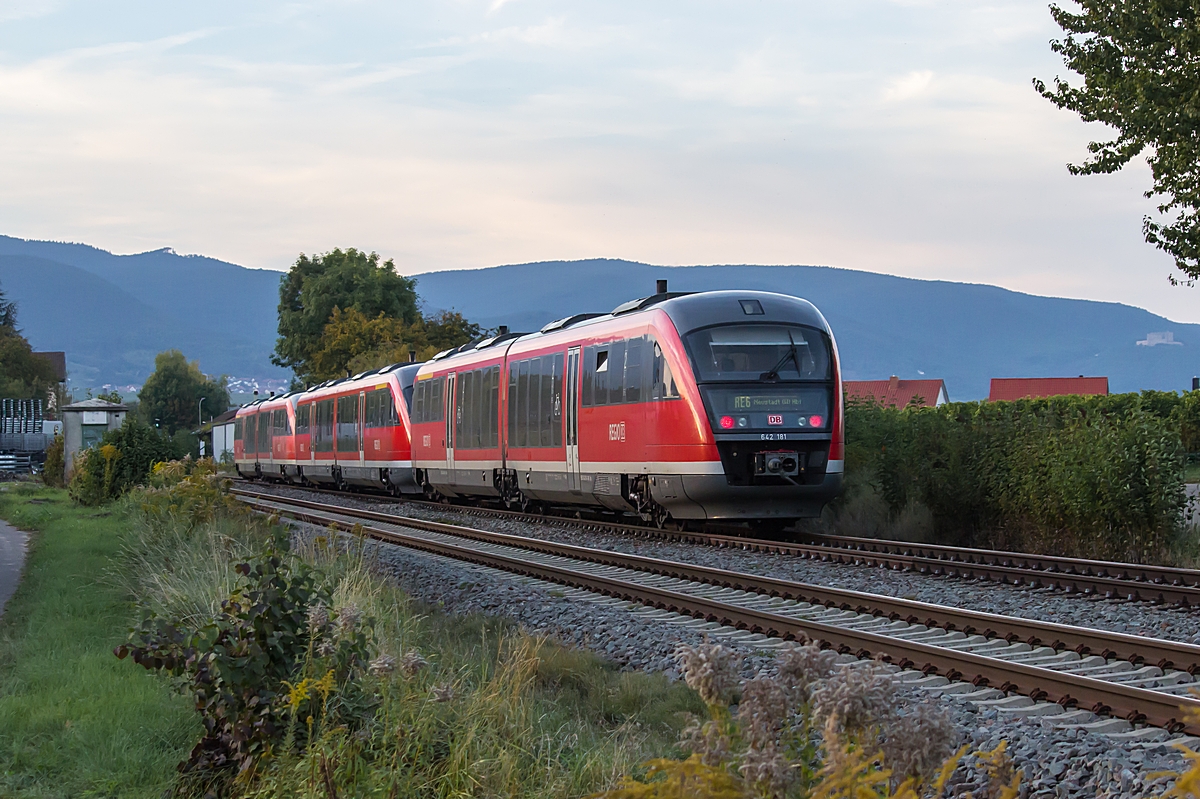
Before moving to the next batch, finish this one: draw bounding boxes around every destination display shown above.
[702,386,831,432]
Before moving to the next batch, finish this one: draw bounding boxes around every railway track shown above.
[235,486,1200,740]
[236,479,1200,606]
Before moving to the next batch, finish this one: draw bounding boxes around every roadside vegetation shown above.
[827,391,1200,564]
[0,484,196,798]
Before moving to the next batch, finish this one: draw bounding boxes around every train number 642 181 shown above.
[760,433,789,441]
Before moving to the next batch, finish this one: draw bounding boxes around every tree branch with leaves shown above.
[1034,1,1200,282]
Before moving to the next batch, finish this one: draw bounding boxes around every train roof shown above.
[422,285,831,371]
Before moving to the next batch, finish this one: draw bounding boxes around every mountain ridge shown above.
[2,237,1195,399]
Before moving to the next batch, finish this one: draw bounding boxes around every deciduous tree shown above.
[1035,1,1200,282]
[138,350,229,435]
[0,283,60,399]
[273,249,421,380]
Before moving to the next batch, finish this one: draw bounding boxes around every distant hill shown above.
[2,236,1197,399]
[0,236,286,387]
[414,259,1200,399]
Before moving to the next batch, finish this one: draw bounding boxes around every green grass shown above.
[0,483,196,799]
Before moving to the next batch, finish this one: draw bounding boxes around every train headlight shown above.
[737,416,748,427]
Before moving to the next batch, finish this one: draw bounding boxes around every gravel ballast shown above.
[279,506,1199,799]
[261,484,1200,645]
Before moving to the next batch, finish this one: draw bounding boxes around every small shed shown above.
[61,398,127,479]
[209,408,238,463]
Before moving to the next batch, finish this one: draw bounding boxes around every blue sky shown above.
[1,0,1195,321]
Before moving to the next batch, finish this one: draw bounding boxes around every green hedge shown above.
[839,391,1196,561]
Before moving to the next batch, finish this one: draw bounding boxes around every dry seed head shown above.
[880,700,958,782]
[675,641,739,706]
[317,638,337,657]
[431,683,455,703]
[368,653,397,677]
[306,602,330,632]
[400,650,429,677]
[810,661,896,734]
[679,717,732,767]
[335,603,361,635]
[738,741,794,799]
[736,672,790,750]
[776,641,839,700]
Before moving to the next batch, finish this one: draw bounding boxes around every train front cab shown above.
[652,291,844,522]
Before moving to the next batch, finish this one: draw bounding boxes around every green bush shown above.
[68,417,182,505]
[834,391,1190,562]
[41,432,64,488]
[116,549,372,784]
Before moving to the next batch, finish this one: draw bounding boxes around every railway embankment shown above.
[248,483,1200,798]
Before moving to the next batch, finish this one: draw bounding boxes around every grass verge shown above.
[0,482,196,799]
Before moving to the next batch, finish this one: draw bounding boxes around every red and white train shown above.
[235,281,844,526]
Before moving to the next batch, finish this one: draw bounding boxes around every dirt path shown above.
[0,519,27,619]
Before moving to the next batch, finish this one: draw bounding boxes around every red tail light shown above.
[719,415,735,429]
[809,415,824,428]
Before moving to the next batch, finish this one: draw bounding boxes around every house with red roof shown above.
[988,376,1108,402]
[844,376,949,408]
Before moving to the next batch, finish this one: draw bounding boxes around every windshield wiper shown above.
[759,331,802,383]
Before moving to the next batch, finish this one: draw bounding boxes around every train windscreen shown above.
[685,324,830,382]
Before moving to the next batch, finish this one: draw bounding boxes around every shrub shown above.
[69,417,182,505]
[41,432,64,487]
[116,549,372,785]
[834,392,1189,561]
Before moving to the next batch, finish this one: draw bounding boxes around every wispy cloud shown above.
[0,0,1190,323]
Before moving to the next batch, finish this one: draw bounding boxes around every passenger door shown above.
[565,347,581,492]
[445,372,456,478]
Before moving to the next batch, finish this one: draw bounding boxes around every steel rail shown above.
[234,487,1200,673]
[234,480,1200,606]
[237,489,1200,734]
[796,531,1200,587]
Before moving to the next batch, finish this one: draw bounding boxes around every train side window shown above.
[551,353,563,447]
[527,358,542,447]
[651,338,681,401]
[517,360,530,448]
[234,419,242,443]
[336,395,360,453]
[433,377,444,422]
[538,357,553,447]
[470,370,483,448]
[487,366,500,448]
[582,347,594,408]
[385,389,398,427]
[416,380,429,423]
[609,339,626,405]
[593,348,610,406]
[625,336,645,403]
[258,413,270,452]
[507,364,518,448]
[365,391,377,428]
[296,405,309,435]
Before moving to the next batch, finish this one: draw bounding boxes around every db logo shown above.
[767,415,784,426]
[608,422,626,442]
